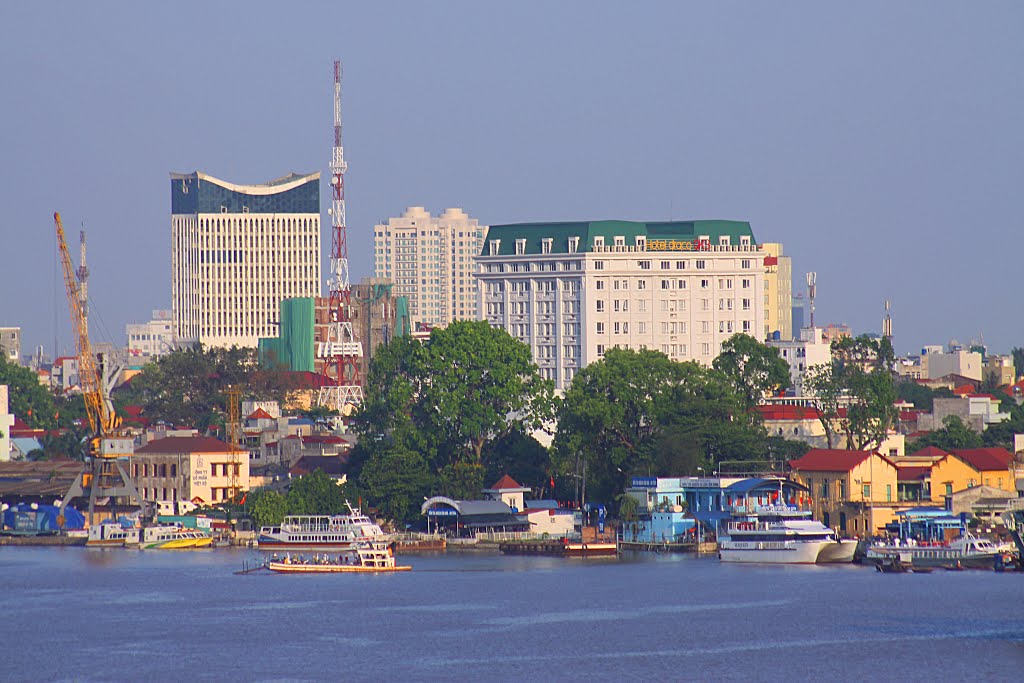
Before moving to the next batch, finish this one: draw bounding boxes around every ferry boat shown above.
[718,505,856,564]
[265,540,411,574]
[865,533,1004,569]
[86,522,138,548]
[257,502,388,552]
[130,526,213,550]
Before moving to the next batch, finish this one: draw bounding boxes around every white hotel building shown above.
[475,220,766,391]
[373,206,487,329]
[170,171,321,349]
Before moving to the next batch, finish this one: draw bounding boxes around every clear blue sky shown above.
[2,2,1021,359]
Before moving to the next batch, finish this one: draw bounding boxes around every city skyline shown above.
[2,3,1022,359]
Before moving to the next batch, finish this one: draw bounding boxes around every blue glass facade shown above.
[171,172,319,215]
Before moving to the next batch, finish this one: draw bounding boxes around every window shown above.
[596,300,605,313]
[741,259,751,269]
[719,236,730,247]
[596,322,606,334]
[568,237,579,253]
[638,260,651,270]
[944,483,953,496]
[676,261,685,270]
[701,279,709,289]
[661,261,671,269]
[638,300,647,312]
[701,321,710,333]
[489,240,500,256]
[638,322,646,334]
[821,479,830,499]
[862,484,871,500]
[541,238,553,254]
[614,322,621,334]
[696,260,706,270]
[614,236,625,247]
[886,484,892,502]
[594,261,605,270]
[515,239,526,255]
[637,279,647,290]
[597,344,605,357]
[742,278,751,289]
[742,298,751,310]
[742,320,751,332]
[701,343,711,355]
[593,236,605,249]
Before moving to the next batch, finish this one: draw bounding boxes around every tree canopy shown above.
[907,415,983,452]
[712,333,791,408]
[352,321,555,521]
[805,335,898,450]
[0,354,57,429]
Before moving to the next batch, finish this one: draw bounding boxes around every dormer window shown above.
[593,236,605,249]
[740,235,751,247]
[614,236,625,247]
[489,239,500,256]
[515,239,527,255]
[568,237,580,253]
[541,238,553,255]
[719,235,730,247]
[636,236,646,250]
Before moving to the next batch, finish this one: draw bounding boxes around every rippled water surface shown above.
[3,547,1023,682]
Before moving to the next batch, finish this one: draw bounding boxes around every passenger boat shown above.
[265,540,411,573]
[257,502,387,552]
[865,534,1003,569]
[718,505,856,564]
[130,525,213,550]
[86,522,138,548]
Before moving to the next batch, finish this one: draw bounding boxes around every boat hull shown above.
[719,539,834,564]
[817,540,857,563]
[866,547,998,569]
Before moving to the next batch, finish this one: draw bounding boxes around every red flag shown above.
[550,476,555,490]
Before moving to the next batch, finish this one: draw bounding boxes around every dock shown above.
[499,539,618,557]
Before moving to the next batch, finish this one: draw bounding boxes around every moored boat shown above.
[257,501,387,552]
[719,505,855,564]
[86,522,139,548]
[130,525,213,550]
[865,534,1003,569]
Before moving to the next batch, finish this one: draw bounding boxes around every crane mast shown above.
[54,212,140,525]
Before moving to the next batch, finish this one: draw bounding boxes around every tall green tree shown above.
[359,444,435,524]
[805,335,898,451]
[247,488,288,528]
[0,355,57,428]
[285,469,348,515]
[712,333,791,408]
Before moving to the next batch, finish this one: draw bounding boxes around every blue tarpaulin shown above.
[1,503,85,533]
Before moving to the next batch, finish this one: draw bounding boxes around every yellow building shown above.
[930,448,1015,503]
[761,243,792,341]
[788,449,900,537]
[133,436,250,510]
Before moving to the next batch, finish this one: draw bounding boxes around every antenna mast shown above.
[77,228,89,338]
[317,60,363,414]
[806,272,817,329]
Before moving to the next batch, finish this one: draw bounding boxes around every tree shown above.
[0,354,57,429]
[805,335,898,451]
[908,415,983,452]
[353,321,555,521]
[359,444,435,525]
[712,333,791,408]
[554,348,767,505]
[481,431,552,494]
[285,470,347,515]
[247,489,288,528]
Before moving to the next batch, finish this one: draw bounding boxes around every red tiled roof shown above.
[755,405,822,421]
[488,474,525,490]
[907,446,949,459]
[896,466,931,482]
[952,385,973,396]
[788,449,887,472]
[135,436,243,455]
[967,393,997,401]
[301,435,348,446]
[247,408,274,420]
[949,448,1014,472]
[899,409,924,421]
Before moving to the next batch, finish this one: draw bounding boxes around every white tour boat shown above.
[865,533,1004,569]
[265,540,411,574]
[719,505,856,564]
[257,502,388,552]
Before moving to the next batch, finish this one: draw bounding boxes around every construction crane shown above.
[54,212,141,526]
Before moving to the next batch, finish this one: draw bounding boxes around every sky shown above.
[1,2,1022,359]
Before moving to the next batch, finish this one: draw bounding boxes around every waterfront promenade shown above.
[2,547,1022,682]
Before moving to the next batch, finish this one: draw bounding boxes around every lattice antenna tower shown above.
[317,59,363,413]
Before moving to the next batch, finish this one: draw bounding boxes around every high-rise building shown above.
[476,220,766,391]
[170,171,321,348]
[761,243,792,341]
[373,207,487,328]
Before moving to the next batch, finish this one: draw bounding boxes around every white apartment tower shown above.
[373,207,487,328]
[476,220,766,391]
[170,171,321,348]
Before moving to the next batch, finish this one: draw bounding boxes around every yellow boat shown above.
[133,526,214,550]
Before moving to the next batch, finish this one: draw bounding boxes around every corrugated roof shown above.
[897,466,931,482]
[136,436,242,455]
[949,448,1014,472]
[907,446,950,460]
[788,449,888,472]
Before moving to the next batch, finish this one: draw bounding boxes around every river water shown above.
[3,547,1023,682]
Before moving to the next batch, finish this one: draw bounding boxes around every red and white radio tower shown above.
[317,59,363,413]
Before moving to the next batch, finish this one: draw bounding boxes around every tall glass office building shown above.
[170,171,321,348]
